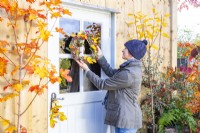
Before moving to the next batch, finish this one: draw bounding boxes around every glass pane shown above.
[84,62,101,92]
[84,22,102,54]
[59,58,80,93]
[83,21,102,92]
[59,18,80,54]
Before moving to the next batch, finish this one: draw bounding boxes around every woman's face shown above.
[122,47,133,60]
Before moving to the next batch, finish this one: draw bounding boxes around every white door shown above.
[48,3,113,133]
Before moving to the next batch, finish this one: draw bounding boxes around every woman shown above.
[76,39,148,133]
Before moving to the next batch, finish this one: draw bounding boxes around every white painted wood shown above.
[48,3,114,133]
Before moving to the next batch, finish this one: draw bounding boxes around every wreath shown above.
[62,23,101,64]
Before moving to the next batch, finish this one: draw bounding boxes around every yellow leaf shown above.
[50,12,61,19]
[38,29,51,41]
[162,32,170,38]
[59,113,67,121]
[165,14,170,17]
[11,66,19,76]
[126,22,134,26]
[5,125,17,133]
[128,13,134,16]
[151,44,159,50]
[152,8,155,13]
[34,67,48,78]
[29,14,37,20]
[50,119,56,128]
[0,119,10,126]
[12,84,23,92]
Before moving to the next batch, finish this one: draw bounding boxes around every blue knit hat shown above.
[124,39,148,60]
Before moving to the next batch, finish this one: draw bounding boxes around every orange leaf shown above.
[29,85,39,92]
[0,17,3,22]
[55,27,66,35]
[50,0,61,5]
[60,69,72,82]
[0,57,8,76]
[25,66,35,74]
[50,12,61,18]
[11,66,19,76]
[26,0,35,3]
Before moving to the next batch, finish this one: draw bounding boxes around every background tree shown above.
[0,0,72,132]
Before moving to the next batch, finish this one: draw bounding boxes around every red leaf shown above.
[29,85,39,92]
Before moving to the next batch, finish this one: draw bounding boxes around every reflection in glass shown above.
[84,62,101,92]
[84,21,102,54]
[59,58,80,93]
[59,18,80,54]
[83,21,102,91]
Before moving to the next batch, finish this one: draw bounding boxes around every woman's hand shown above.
[75,60,90,71]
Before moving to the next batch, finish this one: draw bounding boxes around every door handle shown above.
[50,92,64,109]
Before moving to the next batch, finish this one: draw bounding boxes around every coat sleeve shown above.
[97,56,117,77]
[86,69,132,90]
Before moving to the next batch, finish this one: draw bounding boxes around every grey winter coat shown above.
[85,56,143,129]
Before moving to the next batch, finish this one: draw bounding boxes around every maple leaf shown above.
[0,57,8,76]
[11,66,19,76]
[38,29,51,41]
[26,0,35,4]
[0,93,18,103]
[50,0,62,5]
[50,12,62,19]
[34,67,48,78]
[4,125,17,133]
[49,71,58,84]
[60,69,72,82]
[25,65,35,74]
[29,85,39,92]
[55,27,66,35]
[12,84,23,92]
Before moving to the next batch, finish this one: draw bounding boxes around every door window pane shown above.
[83,21,102,91]
[59,18,80,54]
[59,58,80,93]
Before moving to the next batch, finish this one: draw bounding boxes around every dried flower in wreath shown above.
[62,31,99,64]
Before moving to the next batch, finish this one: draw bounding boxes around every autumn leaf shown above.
[12,84,23,92]
[29,85,39,92]
[162,32,170,38]
[38,29,51,41]
[0,119,10,126]
[4,125,17,133]
[0,93,18,103]
[25,65,35,74]
[34,67,48,78]
[0,17,3,22]
[50,0,62,5]
[55,27,66,35]
[26,0,35,3]
[60,69,72,82]
[11,66,19,76]
[151,44,159,50]
[0,57,8,76]
[50,12,62,18]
